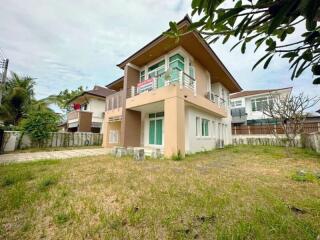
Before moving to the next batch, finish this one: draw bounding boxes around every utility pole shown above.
[0,58,9,106]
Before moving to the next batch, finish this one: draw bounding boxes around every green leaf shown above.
[263,55,274,69]
[267,0,298,35]
[241,41,246,54]
[254,37,266,52]
[188,20,205,31]
[252,53,272,70]
[230,41,243,52]
[286,26,295,34]
[222,34,230,44]
[169,21,178,33]
[306,19,317,31]
[313,77,320,84]
[312,65,320,75]
[234,15,249,37]
[215,7,244,25]
[302,50,313,61]
[295,60,308,77]
[209,36,220,44]
[282,52,298,58]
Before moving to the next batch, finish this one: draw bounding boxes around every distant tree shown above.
[0,72,35,125]
[263,93,319,156]
[20,111,60,147]
[0,72,54,126]
[46,86,84,113]
[167,0,320,84]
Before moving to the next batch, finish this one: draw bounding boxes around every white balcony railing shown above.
[129,69,196,98]
[205,92,228,108]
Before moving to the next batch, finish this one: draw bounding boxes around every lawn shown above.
[0,145,319,239]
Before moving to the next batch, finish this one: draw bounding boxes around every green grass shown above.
[0,145,319,239]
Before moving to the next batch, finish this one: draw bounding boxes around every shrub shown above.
[20,111,60,147]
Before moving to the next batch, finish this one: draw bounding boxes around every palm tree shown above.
[0,72,36,125]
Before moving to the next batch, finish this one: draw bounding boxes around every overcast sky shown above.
[1,0,319,110]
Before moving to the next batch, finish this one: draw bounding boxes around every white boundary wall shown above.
[1,131,103,152]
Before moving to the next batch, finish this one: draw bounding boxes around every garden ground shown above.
[0,145,319,239]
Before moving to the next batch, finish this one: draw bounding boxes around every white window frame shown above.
[196,116,211,139]
[251,96,273,112]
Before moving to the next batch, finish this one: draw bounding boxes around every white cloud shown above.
[0,0,319,111]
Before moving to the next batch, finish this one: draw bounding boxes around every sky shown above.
[0,0,319,111]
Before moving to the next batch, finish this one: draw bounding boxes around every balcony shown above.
[105,90,123,111]
[205,92,227,108]
[128,69,196,98]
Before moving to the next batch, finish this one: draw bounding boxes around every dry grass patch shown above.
[0,145,319,239]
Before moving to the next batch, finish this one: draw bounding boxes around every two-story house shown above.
[102,16,242,157]
[230,87,292,126]
[67,85,115,133]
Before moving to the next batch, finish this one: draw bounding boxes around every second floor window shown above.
[169,54,185,81]
[231,100,242,107]
[251,97,273,112]
[82,104,87,111]
[140,70,145,82]
[148,60,165,79]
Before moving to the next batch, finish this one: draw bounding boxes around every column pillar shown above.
[164,97,185,158]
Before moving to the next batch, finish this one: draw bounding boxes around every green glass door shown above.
[148,113,163,146]
[155,119,163,145]
[149,120,155,145]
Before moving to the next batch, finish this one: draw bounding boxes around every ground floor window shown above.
[196,116,210,137]
[149,112,164,145]
[109,130,119,144]
[201,119,209,137]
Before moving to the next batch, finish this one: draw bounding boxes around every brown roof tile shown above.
[230,87,292,99]
[85,85,115,98]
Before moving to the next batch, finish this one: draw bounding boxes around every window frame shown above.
[251,96,273,112]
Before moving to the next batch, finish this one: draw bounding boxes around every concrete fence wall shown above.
[1,131,103,152]
[232,132,320,153]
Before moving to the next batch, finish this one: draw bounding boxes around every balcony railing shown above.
[67,111,80,121]
[128,69,196,98]
[205,92,227,108]
[106,90,123,111]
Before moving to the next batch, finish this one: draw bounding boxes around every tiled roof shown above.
[85,85,115,98]
[230,87,292,99]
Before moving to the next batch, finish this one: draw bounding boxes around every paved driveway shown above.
[0,148,112,164]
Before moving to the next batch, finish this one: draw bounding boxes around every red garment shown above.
[73,103,81,110]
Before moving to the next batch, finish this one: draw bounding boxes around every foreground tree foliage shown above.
[167,0,320,84]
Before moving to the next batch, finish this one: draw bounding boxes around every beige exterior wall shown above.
[193,59,210,98]
[126,85,227,118]
[102,108,123,147]
[102,121,121,148]
[164,96,185,157]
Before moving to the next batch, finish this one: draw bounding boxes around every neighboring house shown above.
[67,85,115,133]
[230,87,292,126]
[102,16,242,157]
